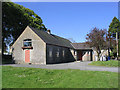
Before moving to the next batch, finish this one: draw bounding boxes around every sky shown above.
[14,2,118,43]
[11,0,120,2]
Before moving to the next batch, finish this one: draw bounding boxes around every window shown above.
[63,50,65,57]
[23,39,32,47]
[49,48,52,57]
[56,48,59,57]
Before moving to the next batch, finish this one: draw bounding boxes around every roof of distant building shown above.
[71,43,92,50]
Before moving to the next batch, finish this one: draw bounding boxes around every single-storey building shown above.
[71,43,109,61]
[71,43,93,61]
[12,26,76,64]
[11,26,108,64]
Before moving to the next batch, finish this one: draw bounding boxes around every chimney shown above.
[47,29,51,34]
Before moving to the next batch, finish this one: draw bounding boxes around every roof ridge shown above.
[29,26,73,48]
[29,26,69,41]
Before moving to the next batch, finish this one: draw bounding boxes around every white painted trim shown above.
[30,50,31,62]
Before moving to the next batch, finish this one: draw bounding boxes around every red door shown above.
[25,50,30,63]
[78,51,82,61]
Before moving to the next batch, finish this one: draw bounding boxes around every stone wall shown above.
[12,26,46,64]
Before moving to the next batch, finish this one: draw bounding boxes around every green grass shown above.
[2,66,118,88]
[88,60,120,67]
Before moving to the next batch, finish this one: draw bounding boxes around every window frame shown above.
[23,39,32,47]
[22,39,33,50]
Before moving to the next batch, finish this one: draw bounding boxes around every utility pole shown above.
[118,1,120,60]
[116,31,119,60]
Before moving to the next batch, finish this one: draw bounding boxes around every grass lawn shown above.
[88,60,120,67]
[2,66,118,88]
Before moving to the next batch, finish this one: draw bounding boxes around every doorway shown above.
[25,50,30,63]
[78,51,82,61]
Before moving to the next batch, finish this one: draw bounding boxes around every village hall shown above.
[11,26,108,64]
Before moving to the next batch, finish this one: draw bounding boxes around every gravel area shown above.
[2,61,119,72]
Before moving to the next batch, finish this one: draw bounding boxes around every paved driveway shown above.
[2,61,119,72]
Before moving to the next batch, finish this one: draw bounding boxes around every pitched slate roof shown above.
[29,26,73,48]
[71,43,92,50]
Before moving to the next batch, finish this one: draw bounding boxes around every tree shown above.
[2,2,47,55]
[86,27,108,61]
[109,17,120,36]
[108,17,120,59]
[106,32,116,58]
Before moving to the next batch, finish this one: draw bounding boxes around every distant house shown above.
[71,43,93,61]
[11,26,108,64]
[71,43,108,61]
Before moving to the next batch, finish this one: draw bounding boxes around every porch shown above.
[76,49,93,61]
[71,43,93,61]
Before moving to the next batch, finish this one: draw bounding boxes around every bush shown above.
[2,55,13,64]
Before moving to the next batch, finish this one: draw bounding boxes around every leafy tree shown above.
[109,17,120,36]
[106,32,116,57]
[108,17,120,57]
[2,2,47,55]
[86,27,108,61]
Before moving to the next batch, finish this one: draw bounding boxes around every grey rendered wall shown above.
[46,44,75,64]
[92,50,108,61]
[12,26,46,64]
[82,51,91,61]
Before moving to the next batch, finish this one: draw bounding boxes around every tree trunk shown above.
[2,36,4,56]
[97,53,100,61]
